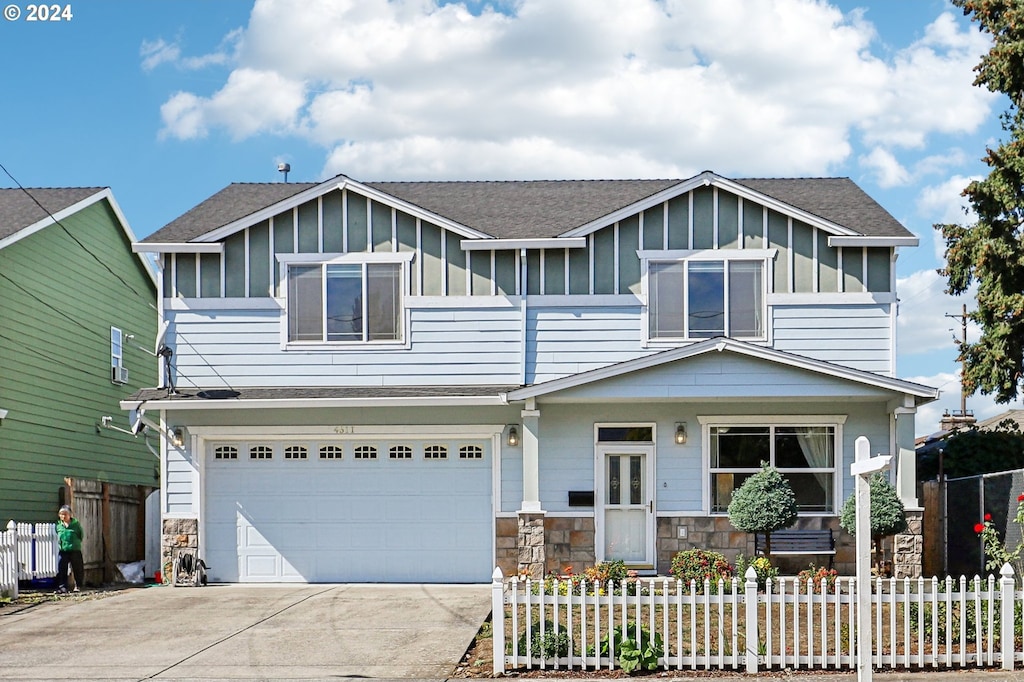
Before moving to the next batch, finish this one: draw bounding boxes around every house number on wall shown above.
[333,426,355,434]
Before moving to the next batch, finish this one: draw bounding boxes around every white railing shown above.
[491,564,1023,675]
[0,520,59,599]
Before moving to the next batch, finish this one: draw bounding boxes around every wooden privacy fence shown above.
[63,478,152,585]
[0,521,59,599]
[492,565,1024,675]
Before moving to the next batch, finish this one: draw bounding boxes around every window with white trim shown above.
[389,445,413,459]
[250,445,274,460]
[110,327,127,383]
[354,445,378,460]
[648,255,765,340]
[424,445,448,460]
[459,445,483,459]
[284,445,308,460]
[319,445,343,460]
[286,261,403,343]
[709,424,837,514]
[214,445,238,460]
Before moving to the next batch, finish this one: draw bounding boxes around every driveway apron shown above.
[0,583,491,681]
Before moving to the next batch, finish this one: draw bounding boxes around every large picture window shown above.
[648,258,764,340]
[708,423,837,514]
[286,261,403,343]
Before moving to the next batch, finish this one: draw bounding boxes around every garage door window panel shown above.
[250,445,274,460]
[425,445,448,460]
[319,445,343,460]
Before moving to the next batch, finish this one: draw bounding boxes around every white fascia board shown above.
[194,175,491,245]
[461,237,588,251]
[828,236,920,247]
[133,242,224,254]
[120,395,510,411]
[558,177,702,238]
[187,424,506,438]
[505,337,940,402]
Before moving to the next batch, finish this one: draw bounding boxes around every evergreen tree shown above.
[727,463,798,560]
[937,0,1024,403]
[839,473,907,569]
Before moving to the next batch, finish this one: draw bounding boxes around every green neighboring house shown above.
[0,187,158,522]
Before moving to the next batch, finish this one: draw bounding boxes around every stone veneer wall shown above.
[161,517,197,584]
[656,516,857,576]
[544,516,596,575]
[893,510,923,578]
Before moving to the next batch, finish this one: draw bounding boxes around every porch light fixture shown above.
[171,427,185,448]
[674,422,687,445]
[506,425,519,447]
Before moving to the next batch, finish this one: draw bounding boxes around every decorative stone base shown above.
[161,517,198,585]
[893,510,923,579]
[517,512,546,579]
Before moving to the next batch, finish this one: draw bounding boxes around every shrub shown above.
[735,553,778,590]
[515,620,570,658]
[796,564,838,593]
[727,462,798,561]
[670,548,734,593]
[839,472,907,570]
[594,625,664,673]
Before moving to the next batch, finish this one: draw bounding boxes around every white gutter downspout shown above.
[519,247,528,386]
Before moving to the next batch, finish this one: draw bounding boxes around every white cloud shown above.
[860,147,910,187]
[155,0,997,181]
[140,38,180,72]
[917,174,980,260]
[906,369,1024,437]
[897,268,979,356]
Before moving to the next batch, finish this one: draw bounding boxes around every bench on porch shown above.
[754,529,835,570]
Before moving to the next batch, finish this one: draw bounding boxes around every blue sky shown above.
[1,0,1018,435]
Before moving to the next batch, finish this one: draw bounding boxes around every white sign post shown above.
[851,436,891,682]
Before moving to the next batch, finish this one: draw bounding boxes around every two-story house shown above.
[129,171,938,583]
[0,187,158,522]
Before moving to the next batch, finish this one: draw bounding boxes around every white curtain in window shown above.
[795,427,833,492]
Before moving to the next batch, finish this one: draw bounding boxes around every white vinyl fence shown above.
[492,565,1024,675]
[0,521,59,599]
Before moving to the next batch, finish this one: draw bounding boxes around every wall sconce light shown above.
[171,427,185,448]
[506,425,519,447]
[674,422,687,445]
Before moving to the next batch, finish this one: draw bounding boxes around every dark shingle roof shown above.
[734,178,910,238]
[145,182,316,244]
[142,174,914,244]
[0,187,105,242]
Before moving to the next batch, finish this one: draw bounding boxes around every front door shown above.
[598,446,654,565]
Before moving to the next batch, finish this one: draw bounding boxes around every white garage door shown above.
[203,438,493,583]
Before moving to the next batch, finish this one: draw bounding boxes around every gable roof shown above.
[141,172,915,246]
[0,186,157,286]
[505,336,939,405]
[0,187,106,242]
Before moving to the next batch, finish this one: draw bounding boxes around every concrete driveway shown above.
[0,583,491,681]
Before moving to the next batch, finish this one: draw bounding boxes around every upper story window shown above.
[110,327,128,384]
[280,253,412,345]
[644,251,771,341]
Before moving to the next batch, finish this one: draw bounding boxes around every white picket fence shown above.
[492,564,1024,675]
[0,521,59,599]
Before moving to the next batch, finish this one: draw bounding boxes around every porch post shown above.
[893,406,918,507]
[518,402,546,577]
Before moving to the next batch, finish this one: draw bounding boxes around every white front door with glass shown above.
[597,445,655,565]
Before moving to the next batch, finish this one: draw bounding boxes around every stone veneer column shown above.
[893,509,923,578]
[518,512,546,579]
[161,517,198,584]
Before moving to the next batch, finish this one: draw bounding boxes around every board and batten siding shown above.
[164,186,893,301]
[0,199,158,521]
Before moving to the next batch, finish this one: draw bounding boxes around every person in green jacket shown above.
[55,505,84,594]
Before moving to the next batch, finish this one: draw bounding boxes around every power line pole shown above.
[943,304,975,429]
